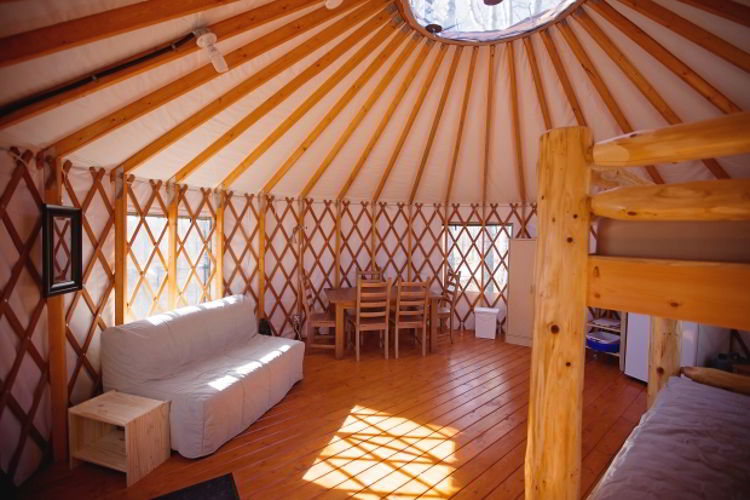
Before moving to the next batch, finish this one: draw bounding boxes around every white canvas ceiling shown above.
[1,0,749,204]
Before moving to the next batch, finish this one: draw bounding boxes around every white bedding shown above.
[589,376,750,500]
[101,295,305,458]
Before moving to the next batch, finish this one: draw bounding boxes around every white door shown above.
[507,238,536,346]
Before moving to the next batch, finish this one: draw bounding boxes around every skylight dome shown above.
[407,0,577,42]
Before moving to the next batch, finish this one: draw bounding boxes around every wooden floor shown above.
[22,332,645,499]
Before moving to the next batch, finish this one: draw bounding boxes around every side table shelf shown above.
[68,390,170,486]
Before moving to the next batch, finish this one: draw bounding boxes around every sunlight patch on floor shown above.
[302,405,458,497]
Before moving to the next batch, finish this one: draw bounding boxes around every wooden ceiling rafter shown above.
[336,36,432,200]
[47,0,371,157]
[218,19,402,188]
[673,0,750,29]
[523,36,552,131]
[615,0,750,73]
[557,21,663,183]
[300,28,421,199]
[570,11,729,179]
[586,2,740,115]
[126,1,392,177]
[155,6,398,182]
[481,45,496,208]
[0,0,245,67]
[539,28,587,127]
[444,46,478,204]
[409,45,463,204]
[371,41,449,202]
[0,0,320,129]
[260,25,411,193]
[507,41,527,203]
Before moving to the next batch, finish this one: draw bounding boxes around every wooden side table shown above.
[68,390,170,486]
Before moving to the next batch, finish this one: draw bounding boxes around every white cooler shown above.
[474,307,501,339]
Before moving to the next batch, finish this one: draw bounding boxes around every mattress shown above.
[589,376,750,500]
[596,218,750,263]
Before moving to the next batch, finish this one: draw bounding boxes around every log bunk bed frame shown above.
[524,111,750,499]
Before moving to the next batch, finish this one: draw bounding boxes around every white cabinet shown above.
[506,238,536,347]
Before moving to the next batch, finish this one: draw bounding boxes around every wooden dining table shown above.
[324,286,446,359]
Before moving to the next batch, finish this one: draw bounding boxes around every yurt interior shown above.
[1,0,750,498]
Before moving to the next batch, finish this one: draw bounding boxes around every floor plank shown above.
[20,333,645,499]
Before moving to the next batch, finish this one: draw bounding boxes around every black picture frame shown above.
[42,204,83,297]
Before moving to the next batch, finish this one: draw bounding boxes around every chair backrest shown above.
[300,275,316,317]
[444,270,459,305]
[393,280,429,325]
[357,266,383,282]
[355,278,391,326]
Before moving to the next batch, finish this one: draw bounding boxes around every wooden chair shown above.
[437,271,460,344]
[357,266,383,281]
[300,275,335,352]
[390,280,429,358]
[347,278,392,361]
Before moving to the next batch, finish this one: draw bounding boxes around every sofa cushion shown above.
[102,295,257,385]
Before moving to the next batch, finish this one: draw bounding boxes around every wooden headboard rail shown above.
[525,112,750,500]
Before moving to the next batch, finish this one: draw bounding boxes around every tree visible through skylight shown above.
[408,0,576,42]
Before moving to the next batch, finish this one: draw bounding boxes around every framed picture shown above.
[42,204,83,297]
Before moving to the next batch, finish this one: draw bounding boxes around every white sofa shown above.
[101,295,304,458]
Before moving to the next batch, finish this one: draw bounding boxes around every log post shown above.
[648,317,681,408]
[44,156,67,462]
[525,126,592,500]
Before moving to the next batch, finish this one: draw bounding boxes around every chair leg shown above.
[422,324,426,356]
[394,326,399,359]
[449,311,454,344]
[384,327,389,360]
[355,327,360,362]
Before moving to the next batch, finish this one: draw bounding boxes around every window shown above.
[407,0,576,42]
[446,223,512,294]
[177,216,214,307]
[127,214,168,319]
[126,214,214,319]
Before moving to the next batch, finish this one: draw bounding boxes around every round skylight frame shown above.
[400,0,583,44]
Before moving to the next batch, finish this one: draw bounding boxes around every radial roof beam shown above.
[337,37,432,200]
[615,0,750,73]
[47,0,371,157]
[409,45,462,204]
[444,46,478,205]
[0,0,320,129]
[507,42,527,203]
[569,12,729,179]
[221,21,405,188]
[262,27,411,194]
[372,42,448,202]
[557,21,663,184]
[130,3,396,180]
[586,1,740,115]
[539,29,586,127]
[481,45,497,207]
[300,29,420,199]
[523,37,552,131]
[674,0,750,28]
[0,0,245,67]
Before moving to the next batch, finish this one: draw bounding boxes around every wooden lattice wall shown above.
[0,150,49,485]
[0,153,541,484]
